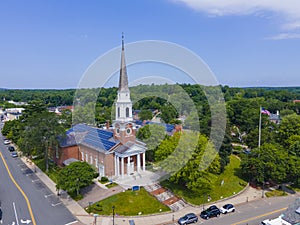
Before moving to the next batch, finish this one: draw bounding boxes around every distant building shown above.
[3,108,25,121]
[7,100,28,106]
[269,110,281,124]
[48,106,74,115]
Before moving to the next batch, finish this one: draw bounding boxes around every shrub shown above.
[100,176,109,183]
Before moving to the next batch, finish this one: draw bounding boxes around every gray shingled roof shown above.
[282,197,300,224]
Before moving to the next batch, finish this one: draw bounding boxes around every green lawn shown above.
[265,189,288,198]
[105,182,118,188]
[161,155,247,205]
[87,188,170,216]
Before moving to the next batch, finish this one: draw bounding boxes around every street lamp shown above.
[262,181,265,198]
[112,205,115,225]
[203,193,206,210]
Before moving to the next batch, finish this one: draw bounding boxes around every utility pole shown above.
[112,205,115,225]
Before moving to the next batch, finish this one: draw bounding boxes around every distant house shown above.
[48,106,74,115]
[134,120,182,136]
[269,111,281,124]
[8,100,28,106]
[4,108,25,121]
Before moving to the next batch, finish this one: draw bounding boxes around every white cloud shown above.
[172,0,300,39]
[267,33,300,40]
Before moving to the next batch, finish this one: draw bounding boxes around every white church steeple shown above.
[115,33,132,122]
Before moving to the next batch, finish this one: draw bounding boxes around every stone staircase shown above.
[144,183,187,211]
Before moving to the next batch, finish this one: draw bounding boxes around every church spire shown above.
[119,33,129,92]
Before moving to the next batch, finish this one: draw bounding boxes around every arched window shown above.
[126,107,129,117]
[118,107,120,118]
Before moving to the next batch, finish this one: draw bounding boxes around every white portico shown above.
[113,141,146,178]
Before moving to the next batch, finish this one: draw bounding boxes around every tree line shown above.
[1,85,300,191]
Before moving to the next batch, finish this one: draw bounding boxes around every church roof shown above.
[114,141,146,157]
[118,34,129,92]
[62,124,146,156]
[64,124,119,153]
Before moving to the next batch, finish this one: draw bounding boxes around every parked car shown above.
[11,152,18,158]
[8,146,15,152]
[220,204,235,214]
[4,139,10,145]
[200,205,221,220]
[178,213,198,224]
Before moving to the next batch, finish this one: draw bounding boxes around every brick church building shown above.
[54,37,147,178]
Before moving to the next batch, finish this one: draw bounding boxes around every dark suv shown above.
[8,146,15,152]
[200,205,220,220]
[178,213,198,224]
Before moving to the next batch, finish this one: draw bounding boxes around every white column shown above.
[114,155,117,176]
[121,157,124,178]
[127,156,130,175]
[116,156,119,176]
[142,153,146,171]
[137,153,141,173]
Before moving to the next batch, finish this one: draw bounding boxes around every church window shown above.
[118,107,120,118]
[126,107,129,117]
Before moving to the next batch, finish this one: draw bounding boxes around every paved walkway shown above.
[21,157,265,225]
[78,183,124,208]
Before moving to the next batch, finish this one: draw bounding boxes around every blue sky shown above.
[1,0,300,89]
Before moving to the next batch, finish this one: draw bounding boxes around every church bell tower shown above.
[113,34,136,144]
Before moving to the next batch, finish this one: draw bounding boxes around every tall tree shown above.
[241,143,288,184]
[278,114,300,147]
[56,161,98,196]
[136,124,166,161]
[18,102,65,171]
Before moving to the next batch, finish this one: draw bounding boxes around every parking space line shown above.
[31,179,39,183]
[51,202,62,207]
[45,193,54,198]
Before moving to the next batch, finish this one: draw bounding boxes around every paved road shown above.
[0,132,78,225]
[164,194,297,225]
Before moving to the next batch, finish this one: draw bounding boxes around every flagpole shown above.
[258,106,262,148]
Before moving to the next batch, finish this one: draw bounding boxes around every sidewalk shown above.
[21,157,264,225]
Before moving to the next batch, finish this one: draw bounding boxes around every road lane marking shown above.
[231,207,287,225]
[31,179,39,183]
[13,202,19,225]
[0,152,37,225]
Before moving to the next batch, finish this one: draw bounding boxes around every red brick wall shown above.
[104,153,115,177]
[53,145,80,167]
[78,145,117,177]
